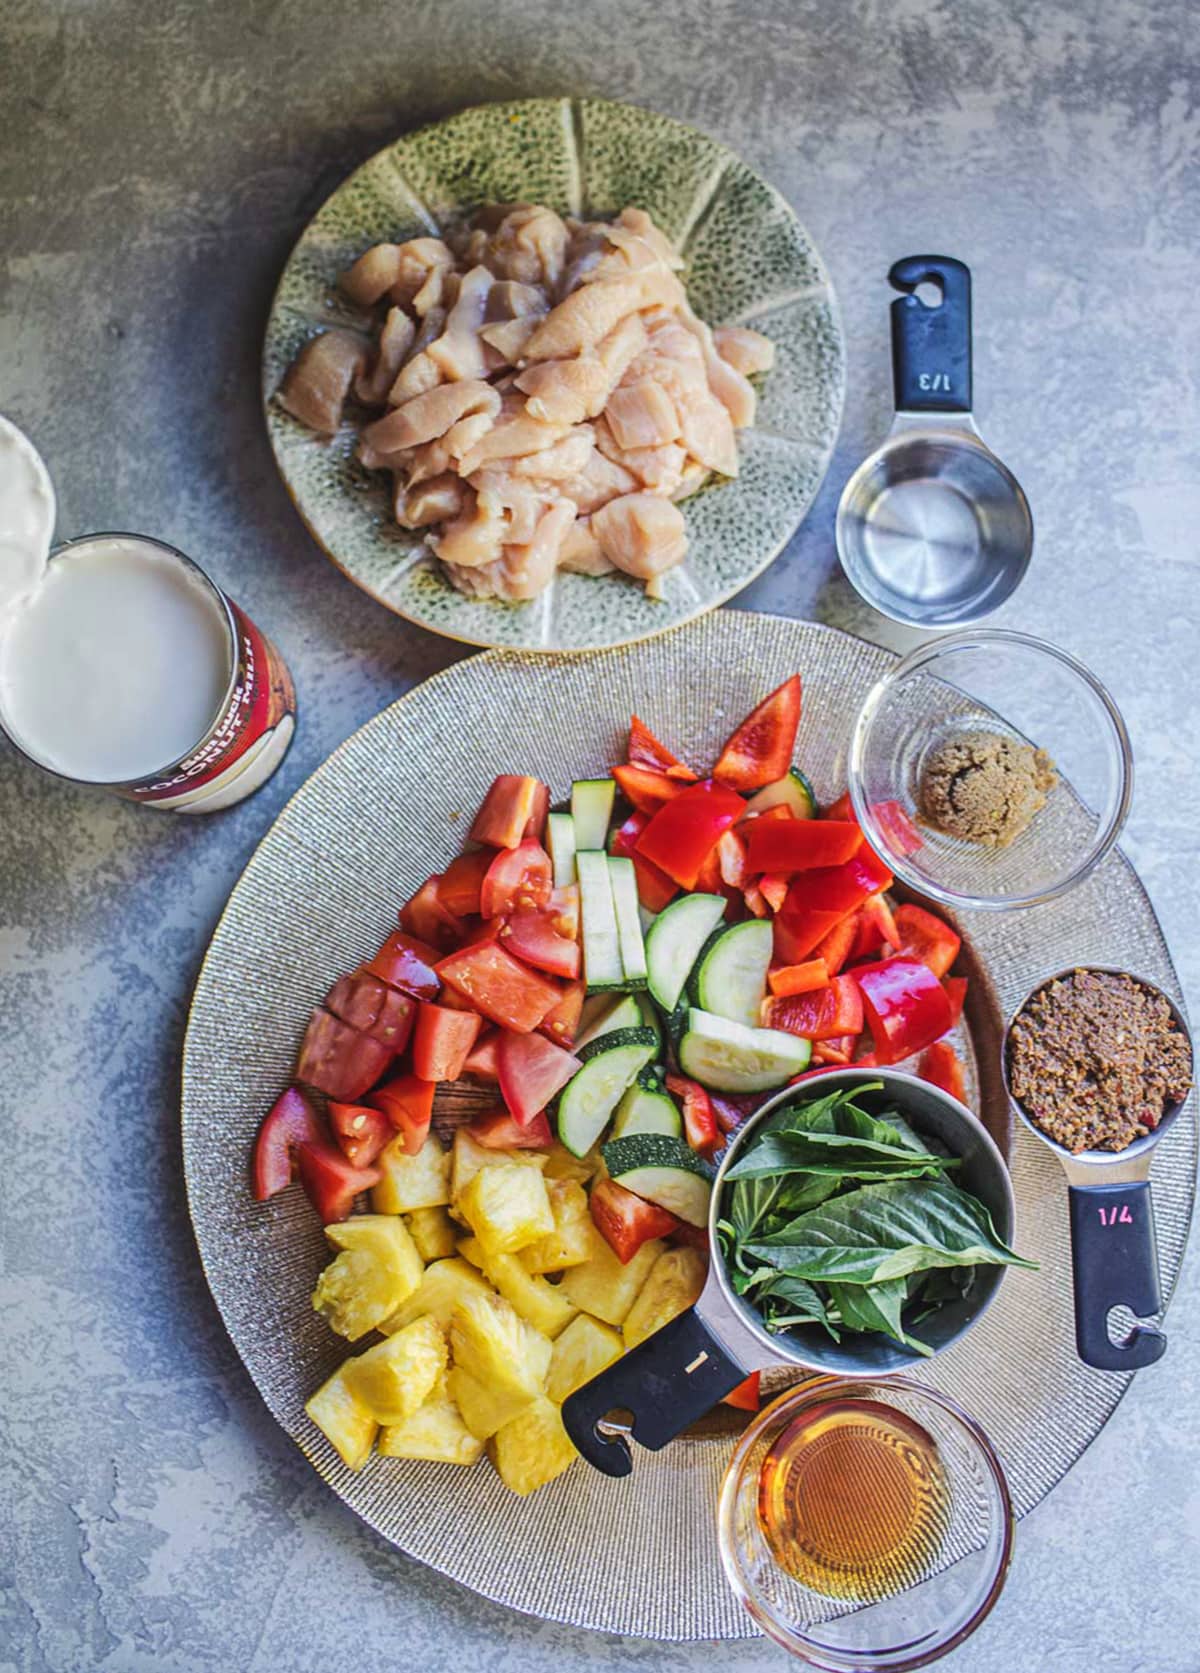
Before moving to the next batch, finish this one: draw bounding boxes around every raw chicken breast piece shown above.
[427,266,495,381]
[485,281,549,322]
[515,358,610,425]
[713,325,776,376]
[339,244,405,307]
[558,517,616,576]
[363,380,500,454]
[604,380,682,451]
[355,307,417,406]
[486,207,570,291]
[678,306,757,428]
[446,500,576,600]
[429,488,507,569]
[592,492,688,580]
[278,331,366,434]
[509,426,596,481]
[455,395,570,474]
[522,279,644,362]
[558,449,639,515]
[388,239,456,313]
[396,473,466,528]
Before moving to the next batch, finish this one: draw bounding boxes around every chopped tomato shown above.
[436,940,562,1033]
[918,1040,967,1103]
[665,1073,721,1157]
[324,969,415,1053]
[943,975,968,1028]
[499,909,581,980]
[723,1372,762,1412]
[252,1086,325,1200]
[759,873,790,913]
[412,1003,481,1081]
[713,675,802,791]
[368,1072,436,1154]
[893,903,961,979]
[812,1033,858,1066]
[461,1029,500,1081]
[399,877,464,950]
[853,956,954,1065]
[538,978,586,1047]
[363,930,441,1000]
[768,959,830,997]
[296,1139,380,1223]
[627,714,697,780]
[296,1007,392,1102]
[547,883,580,941]
[810,913,860,977]
[436,850,492,917]
[470,1109,554,1149]
[328,1100,392,1168]
[636,780,746,890]
[763,973,863,1041]
[590,1176,680,1263]
[479,839,553,920]
[612,763,690,814]
[745,817,862,874]
[611,810,679,912]
[470,775,550,848]
[497,1029,582,1125]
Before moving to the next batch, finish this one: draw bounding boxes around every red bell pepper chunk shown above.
[849,892,901,961]
[412,1003,482,1081]
[295,1139,381,1223]
[612,762,690,815]
[893,903,961,980]
[759,872,790,913]
[812,1033,858,1066]
[628,714,697,780]
[470,1109,554,1149]
[590,1176,680,1263]
[538,978,586,1047]
[469,774,550,848]
[499,909,581,981]
[611,809,680,912]
[461,1028,500,1082]
[917,1040,967,1104]
[327,1099,392,1168]
[665,1073,721,1157]
[479,839,554,920]
[324,969,415,1054]
[251,1086,325,1200]
[784,847,894,917]
[873,799,923,857]
[823,790,854,822]
[636,780,747,890]
[709,1091,763,1135]
[853,956,954,1065]
[774,907,845,965]
[713,675,802,791]
[716,827,750,889]
[745,816,863,874]
[943,975,968,1029]
[362,930,441,1000]
[399,877,465,950]
[368,1072,436,1154]
[763,973,862,1041]
[810,913,860,978]
[436,850,493,917]
[768,959,830,997]
[497,1029,582,1126]
[723,1371,762,1412]
[670,1221,710,1251]
[436,940,562,1033]
[742,883,770,918]
[296,1007,393,1102]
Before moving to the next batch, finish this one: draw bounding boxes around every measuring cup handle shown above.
[888,255,973,415]
[1067,1180,1167,1371]
[561,1307,748,1477]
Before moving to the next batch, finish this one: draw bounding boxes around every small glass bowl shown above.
[847,629,1132,910]
[717,1378,1013,1671]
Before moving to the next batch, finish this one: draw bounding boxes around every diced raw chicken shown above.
[396,473,466,528]
[594,313,648,385]
[339,244,405,307]
[611,208,682,268]
[522,279,644,362]
[509,426,595,481]
[355,307,417,406]
[560,221,613,293]
[362,380,500,454]
[442,410,497,466]
[672,458,711,502]
[592,493,688,580]
[678,305,756,428]
[604,380,681,451]
[468,470,547,544]
[278,330,366,434]
[558,517,616,576]
[485,281,549,322]
[390,239,456,313]
[713,325,776,377]
[445,500,576,600]
[558,449,639,515]
[429,488,507,568]
[674,388,739,476]
[427,266,495,381]
[594,426,687,495]
[456,395,570,474]
[486,207,570,292]
[478,317,542,364]
[515,359,610,425]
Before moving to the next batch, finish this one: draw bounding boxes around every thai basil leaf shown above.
[753,1273,838,1337]
[827,1278,907,1339]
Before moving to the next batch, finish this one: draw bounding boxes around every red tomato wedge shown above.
[328,1100,392,1168]
[497,1029,582,1126]
[853,957,954,1065]
[723,1372,762,1412]
[436,941,562,1033]
[538,978,586,1047]
[470,1109,554,1149]
[500,911,581,980]
[324,970,415,1053]
[436,850,492,917]
[412,1003,481,1081]
[810,913,860,978]
[252,1086,325,1200]
[547,883,580,941]
[893,903,962,979]
[470,775,550,848]
[368,1072,436,1154]
[768,959,830,997]
[943,975,968,1029]
[363,930,441,999]
[479,839,553,919]
[297,1008,393,1102]
[918,1040,967,1103]
[461,1029,500,1081]
[589,1176,680,1263]
[763,973,863,1041]
[611,811,679,912]
[612,763,690,814]
[745,817,863,874]
[713,676,802,791]
[296,1139,380,1223]
[636,780,746,890]
[399,877,464,950]
[665,1073,721,1157]
[628,714,697,780]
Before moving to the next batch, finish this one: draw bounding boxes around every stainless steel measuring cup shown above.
[837,256,1033,628]
[1003,966,1194,1372]
[562,1067,1016,1477]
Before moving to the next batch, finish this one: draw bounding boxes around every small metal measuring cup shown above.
[1004,966,1194,1372]
[837,256,1033,627]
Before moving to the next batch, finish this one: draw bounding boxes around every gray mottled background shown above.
[1,1,1197,1669]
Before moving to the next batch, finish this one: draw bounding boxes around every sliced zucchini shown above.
[574,992,642,1051]
[571,779,616,853]
[602,1134,714,1227]
[576,850,623,992]
[637,902,658,938]
[546,812,577,888]
[678,1007,811,1093]
[744,769,817,820]
[612,1076,683,1140]
[692,919,774,1029]
[663,992,691,1056]
[608,856,648,990]
[577,1024,658,1065]
[556,1029,658,1157]
[644,892,727,1012]
[634,994,663,1054]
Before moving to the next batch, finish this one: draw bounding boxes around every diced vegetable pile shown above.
[252,674,974,1494]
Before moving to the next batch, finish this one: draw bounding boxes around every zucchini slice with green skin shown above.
[634,993,663,1054]
[691,918,774,1029]
[574,993,643,1050]
[678,1007,812,1092]
[612,1076,683,1140]
[577,1025,658,1064]
[556,1029,659,1157]
[744,769,817,820]
[608,855,649,990]
[644,892,727,1011]
[571,779,616,853]
[546,812,577,887]
[576,850,623,992]
[602,1134,714,1226]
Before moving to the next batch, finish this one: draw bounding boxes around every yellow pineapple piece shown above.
[450,1127,546,1214]
[313,1215,424,1340]
[457,1234,484,1268]
[457,1162,555,1257]
[546,1312,625,1403]
[542,1141,600,1185]
[342,1316,446,1424]
[470,1244,578,1339]
[490,1396,578,1495]
[448,1365,535,1439]
[622,1247,707,1349]
[378,1376,483,1465]
[450,1291,551,1399]
[406,1205,458,1262]
[305,1364,377,1470]
[372,1134,452,1214]
[378,1256,491,1334]
[520,1178,593,1274]
[559,1223,667,1326]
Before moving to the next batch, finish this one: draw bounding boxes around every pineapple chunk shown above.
[457,1162,554,1257]
[469,1243,578,1339]
[448,1365,535,1439]
[305,1364,377,1470]
[547,1312,625,1402]
[378,1256,491,1334]
[406,1205,458,1262]
[490,1396,577,1495]
[378,1376,483,1465]
[559,1222,667,1326]
[450,1291,551,1399]
[520,1178,593,1273]
[622,1247,707,1349]
[313,1215,424,1340]
[457,1234,484,1268]
[451,1127,546,1212]
[372,1134,451,1214]
[542,1141,600,1185]
[343,1316,446,1423]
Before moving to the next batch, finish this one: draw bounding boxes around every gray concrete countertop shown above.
[2,2,1197,1668]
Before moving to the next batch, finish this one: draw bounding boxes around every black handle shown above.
[1067,1180,1166,1371]
[889,255,973,414]
[561,1307,747,1477]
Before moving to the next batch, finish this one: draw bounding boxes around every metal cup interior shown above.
[837,429,1033,628]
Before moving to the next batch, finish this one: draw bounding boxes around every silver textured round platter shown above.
[182,612,1196,1640]
[262,97,844,651]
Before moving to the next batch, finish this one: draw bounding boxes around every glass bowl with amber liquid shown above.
[718,1378,1013,1670]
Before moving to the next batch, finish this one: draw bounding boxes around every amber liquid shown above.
[757,1398,950,1602]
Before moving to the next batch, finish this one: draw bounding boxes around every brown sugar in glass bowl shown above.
[918,730,1056,849]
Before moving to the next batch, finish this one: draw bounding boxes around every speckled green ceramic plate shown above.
[262,97,844,650]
